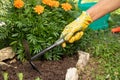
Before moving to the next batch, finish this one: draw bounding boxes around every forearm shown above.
[87,0,120,21]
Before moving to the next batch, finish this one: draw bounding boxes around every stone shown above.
[0,47,15,61]
[0,62,17,69]
[9,58,17,64]
[76,51,90,74]
[65,67,79,80]
[65,51,90,80]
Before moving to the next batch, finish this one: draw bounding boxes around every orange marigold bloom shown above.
[42,0,52,5]
[34,5,44,14]
[61,3,72,11]
[13,0,24,8]
[47,0,53,7]
[42,0,59,7]
[52,1,59,7]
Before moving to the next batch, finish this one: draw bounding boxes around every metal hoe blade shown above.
[22,39,41,74]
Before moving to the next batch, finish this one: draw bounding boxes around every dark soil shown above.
[0,54,100,80]
[0,54,78,80]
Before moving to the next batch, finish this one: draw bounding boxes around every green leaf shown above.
[10,41,17,45]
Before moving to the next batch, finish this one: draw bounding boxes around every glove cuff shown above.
[77,11,93,30]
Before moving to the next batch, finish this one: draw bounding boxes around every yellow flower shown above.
[61,3,72,11]
[13,0,24,8]
[34,5,44,14]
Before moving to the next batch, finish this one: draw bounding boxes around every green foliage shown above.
[78,9,120,79]
[0,25,9,39]
[0,0,11,20]
[0,24,10,48]
[1,0,81,61]
[77,28,120,57]
[109,9,120,26]
[77,29,120,79]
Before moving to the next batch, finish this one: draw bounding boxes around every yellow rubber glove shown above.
[60,11,93,47]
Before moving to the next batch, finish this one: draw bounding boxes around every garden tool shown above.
[31,38,64,60]
[22,39,41,74]
[22,11,92,73]
[111,26,120,33]
[22,38,65,73]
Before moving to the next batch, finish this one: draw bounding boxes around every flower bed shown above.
[0,0,81,61]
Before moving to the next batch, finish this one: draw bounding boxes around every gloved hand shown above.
[60,11,93,47]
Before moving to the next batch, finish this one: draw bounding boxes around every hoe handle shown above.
[31,38,64,60]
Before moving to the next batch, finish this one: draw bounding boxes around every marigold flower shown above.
[61,3,72,11]
[42,0,59,7]
[13,0,24,8]
[52,1,59,7]
[42,0,51,5]
[46,0,53,7]
[34,5,44,14]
